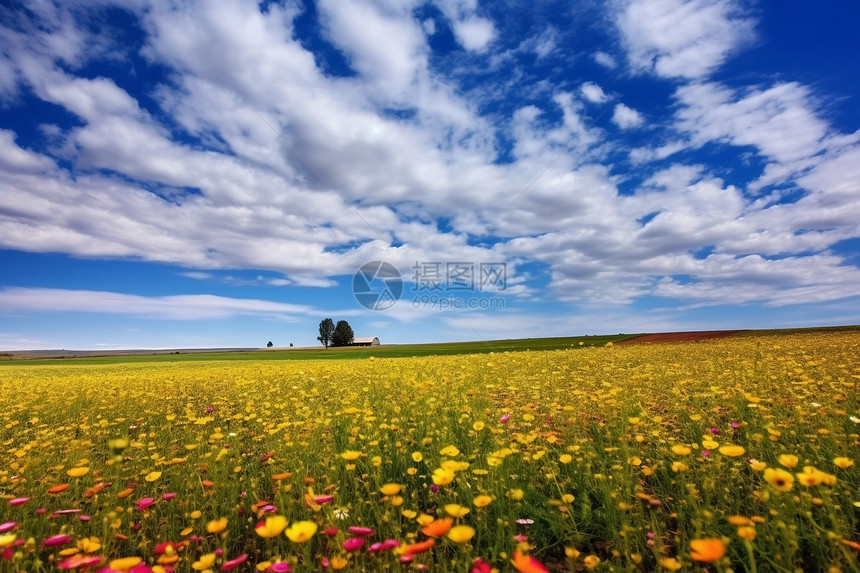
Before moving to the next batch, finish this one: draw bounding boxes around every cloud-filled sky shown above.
[1,0,859,350]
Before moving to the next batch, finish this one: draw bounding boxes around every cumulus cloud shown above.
[612,103,644,128]
[580,82,609,104]
[615,0,754,78]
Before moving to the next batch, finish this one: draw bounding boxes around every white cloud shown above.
[592,51,617,69]
[580,82,609,104]
[0,288,320,320]
[615,0,755,78]
[452,17,496,51]
[612,103,644,129]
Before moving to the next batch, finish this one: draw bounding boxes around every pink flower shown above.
[79,515,91,522]
[313,495,334,505]
[430,484,439,493]
[162,493,176,501]
[709,427,720,435]
[400,555,415,563]
[221,553,247,571]
[59,555,102,570]
[701,450,711,457]
[368,539,399,552]
[53,509,82,515]
[731,422,741,429]
[500,414,510,424]
[136,497,155,511]
[348,526,375,536]
[513,534,528,542]
[266,563,293,573]
[343,537,365,552]
[205,407,214,413]
[0,523,17,533]
[472,558,492,573]
[8,498,29,506]
[43,534,73,546]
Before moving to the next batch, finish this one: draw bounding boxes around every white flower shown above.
[334,508,349,520]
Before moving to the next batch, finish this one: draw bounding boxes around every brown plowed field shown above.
[618,330,741,344]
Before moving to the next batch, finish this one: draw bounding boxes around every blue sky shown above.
[1,0,859,350]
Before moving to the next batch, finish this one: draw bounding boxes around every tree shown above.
[332,320,355,347]
[267,341,273,348]
[317,318,335,349]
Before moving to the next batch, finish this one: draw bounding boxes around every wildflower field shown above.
[1,331,858,573]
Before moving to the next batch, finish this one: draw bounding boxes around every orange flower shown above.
[421,517,453,537]
[403,538,435,555]
[117,488,135,499]
[689,538,726,562]
[511,550,549,573]
[48,484,70,494]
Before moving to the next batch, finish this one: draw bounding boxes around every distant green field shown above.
[0,334,635,365]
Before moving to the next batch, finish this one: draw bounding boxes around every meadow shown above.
[0,331,858,572]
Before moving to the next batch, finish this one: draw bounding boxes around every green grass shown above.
[0,334,635,365]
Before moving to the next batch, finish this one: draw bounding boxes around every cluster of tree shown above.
[317,318,354,348]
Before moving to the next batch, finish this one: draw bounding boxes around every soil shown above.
[617,330,741,344]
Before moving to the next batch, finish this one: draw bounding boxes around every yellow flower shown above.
[190,510,202,519]
[447,525,475,543]
[779,454,799,468]
[473,494,492,507]
[285,520,317,542]
[834,457,854,469]
[411,452,423,462]
[728,515,752,526]
[584,555,601,570]
[472,421,485,431]
[444,503,470,517]
[0,535,16,548]
[719,445,746,457]
[255,515,287,538]
[66,467,89,477]
[562,493,575,503]
[764,468,795,492]
[750,461,767,471]
[401,509,417,519]
[660,557,683,571]
[689,538,726,562]
[737,526,756,540]
[331,557,348,570]
[440,445,460,457]
[508,488,524,501]
[702,439,719,449]
[671,445,691,455]
[671,461,688,472]
[109,557,143,572]
[797,469,823,487]
[565,547,580,559]
[192,553,216,571]
[559,454,572,464]
[380,483,402,496]
[432,467,455,486]
[206,517,228,534]
[144,471,162,482]
[340,450,362,461]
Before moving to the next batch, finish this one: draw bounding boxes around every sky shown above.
[1,0,860,350]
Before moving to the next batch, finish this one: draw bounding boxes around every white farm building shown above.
[352,337,380,346]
